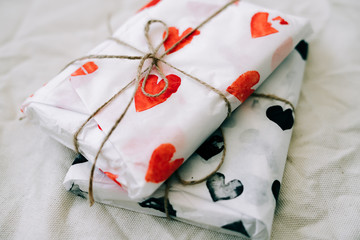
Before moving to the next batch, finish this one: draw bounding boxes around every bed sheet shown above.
[1,0,359,239]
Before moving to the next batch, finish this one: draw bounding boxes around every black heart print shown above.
[195,135,224,160]
[139,197,177,217]
[222,220,250,238]
[266,105,294,130]
[272,180,281,201]
[69,183,87,199]
[295,40,308,60]
[206,172,243,202]
[72,154,88,165]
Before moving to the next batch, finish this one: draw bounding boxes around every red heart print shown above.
[103,171,122,187]
[145,143,184,183]
[251,12,280,38]
[134,74,181,112]
[272,16,289,25]
[227,71,260,102]
[71,62,98,76]
[163,27,200,54]
[137,0,161,12]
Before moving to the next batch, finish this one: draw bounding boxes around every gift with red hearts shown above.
[21,0,312,200]
[64,43,309,239]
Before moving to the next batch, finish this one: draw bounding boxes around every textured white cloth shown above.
[1,0,360,240]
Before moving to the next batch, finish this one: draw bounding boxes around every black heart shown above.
[139,197,176,217]
[72,154,88,165]
[295,40,308,60]
[196,135,224,160]
[266,105,294,131]
[206,172,243,202]
[69,183,88,199]
[222,220,250,238]
[272,180,281,202]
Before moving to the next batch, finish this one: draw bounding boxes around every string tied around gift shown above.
[252,93,295,112]
[165,93,296,218]
[172,93,295,188]
[66,0,240,206]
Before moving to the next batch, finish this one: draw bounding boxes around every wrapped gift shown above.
[21,0,312,200]
[64,42,309,239]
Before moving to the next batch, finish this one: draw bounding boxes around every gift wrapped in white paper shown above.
[22,0,311,200]
[64,41,309,240]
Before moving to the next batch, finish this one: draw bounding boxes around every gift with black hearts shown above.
[63,41,309,239]
[22,0,311,201]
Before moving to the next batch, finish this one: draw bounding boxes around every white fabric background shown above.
[1,0,359,239]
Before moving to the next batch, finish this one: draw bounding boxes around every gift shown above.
[64,42,309,239]
[21,0,312,200]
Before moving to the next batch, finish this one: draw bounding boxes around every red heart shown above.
[272,16,289,25]
[251,12,279,38]
[227,71,260,102]
[145,143,184,183]
[163,27,200,54]
[137,0,161,12]
[71,62,98,76]
[134,74,181,112]
[103,171,122,187]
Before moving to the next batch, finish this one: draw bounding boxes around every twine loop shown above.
[138,19,170,97]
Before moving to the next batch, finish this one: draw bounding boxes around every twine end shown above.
[88,190,95,207]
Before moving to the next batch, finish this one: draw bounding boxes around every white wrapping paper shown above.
[64,42,309,240]
[22,0,311,199]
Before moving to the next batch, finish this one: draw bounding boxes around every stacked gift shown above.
[64,43,308,239]
[21,0,312,239]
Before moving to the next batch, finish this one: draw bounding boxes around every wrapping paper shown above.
[21,0,311,200]
[64,43,308,239]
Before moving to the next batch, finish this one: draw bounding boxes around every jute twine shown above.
[64,0,295,211]
[166,95,294,218]
[252,93,295,112]
[65,0,238,206]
